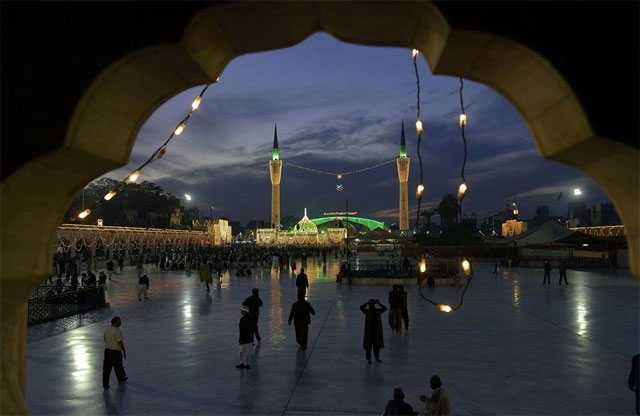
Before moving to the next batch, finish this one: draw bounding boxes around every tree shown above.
[420,209,435,232]
[438,194,459,228]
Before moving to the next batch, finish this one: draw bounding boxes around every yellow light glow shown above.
[78,209,91,219]
[216,76,220,82]
[438,304,452,313]
[461,258,471,275]
[104,191,116,201]
[129,170,140,183]
[412,49,419,59]
[191,96,202,110]
[337,174,342,179]
[415,119,423,135]
[416,183,424,198]
[459,113,467,127]
[157,148,166,159]
[419,257,426,273]
[458,182,467,198]
[513,209,519,215]
[174,123,186,135]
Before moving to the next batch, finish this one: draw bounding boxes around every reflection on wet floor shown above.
[26,259,639,415]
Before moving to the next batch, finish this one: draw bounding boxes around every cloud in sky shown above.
[101,32,611,225]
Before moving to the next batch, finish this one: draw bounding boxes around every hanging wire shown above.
[73,83,213,221]
[413,51,424,233]
[283,158,396,178]
[458,77,468,222]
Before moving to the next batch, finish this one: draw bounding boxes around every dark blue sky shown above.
[103,33,610,225]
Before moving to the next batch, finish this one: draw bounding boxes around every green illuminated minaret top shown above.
[399,120,407,157]
[272,124,279,160]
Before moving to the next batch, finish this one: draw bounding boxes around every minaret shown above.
[396,120,410,231]
[269,124,282,230]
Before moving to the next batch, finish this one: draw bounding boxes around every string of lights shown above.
[457,77,468,221]
[283,158,396,179]
[411,49,473,313]
[75,80,217,221]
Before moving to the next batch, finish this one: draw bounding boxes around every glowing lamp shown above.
[191,96,202,110]
[416,184,424,198]
[461,258,471,275]
[419,257,426,273]
[459,113,467,127]
[415,119,423,135]
[437,304,452,313]
[337,174,343,179]
[513,209,519,215]
[458,182,467,198]
[78,209,91,219]
[129,170,140,183]
[216,76,220,82]
[104,191,116,201]
[573,188,582,196]
[412,49,419,59]
[174,123,186,135]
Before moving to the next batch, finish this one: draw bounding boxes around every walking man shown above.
[558,260,569,285]
[236,305,255,369]
[360,299,387,364]
[388,285,402,332]
[542,260,551,285]
[103,316,127,389]
[242,288,264,343]
[288,292,316,351]
[296,267,309,296]
[399,285,409,330]
[199,259,212,292]
[138,273,149,301]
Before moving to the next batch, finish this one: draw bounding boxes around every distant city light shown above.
[573,188,582,196]
[185,194,192,201]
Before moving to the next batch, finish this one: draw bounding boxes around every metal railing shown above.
[28,285,106,326]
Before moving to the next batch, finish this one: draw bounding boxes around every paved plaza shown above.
[26,258,639,415]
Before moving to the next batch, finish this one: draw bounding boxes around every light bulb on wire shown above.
[78,209,91,219]
[461,258,472,275]
[415,119,423,135]
[437,304,452,313]
[459,113,467,127]
[412,49,419,60]
[191,96,202,110]
[416,184,424,198]
[419,257,427,273]
[104,191,116,201]
[458,182,467,198]
[128,170,140,183]
[174,123,186,135]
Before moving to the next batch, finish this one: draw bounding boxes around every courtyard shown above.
[26,259,639,415]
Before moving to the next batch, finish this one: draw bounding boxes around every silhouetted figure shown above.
[399,285,409,330]
[543,260,551,285]
[288,292,315,351]
[243,288,264,343]
[388,285,402,332]
[296,268,309,296]
[630,354,640,415]
[199,260,212,292]
[236,305,256,369]
[138,274,149,300]
[493,261,499,275]
[103,316,127,389]
[361,299,387,364]
[384,388,416,415]
[419,375,452,416]
[558,260,568,285]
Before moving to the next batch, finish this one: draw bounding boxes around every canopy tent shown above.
[360,228,395,241]
[484,221,577,246]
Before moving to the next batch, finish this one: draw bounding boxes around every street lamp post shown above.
[209,205,214,221]
[184,194,191,229]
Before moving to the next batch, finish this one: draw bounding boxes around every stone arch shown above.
[1,1,637,413]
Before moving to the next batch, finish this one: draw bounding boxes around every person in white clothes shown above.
[103,316,127,389]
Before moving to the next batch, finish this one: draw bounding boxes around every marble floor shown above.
[26,258,639,415]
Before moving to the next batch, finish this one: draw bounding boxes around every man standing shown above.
[398,285,409,330]
[106,259,115,280]
[288,292,316,351]
[493,261,499,275]
[383,388,416,415]
[199,259,212,292]
[543,260,552,285]
[236,305,255,369]
[138,274,149,301]
[360,299,387,364]
[558,260,569,285]
[243,288,264,343]
[629,354,639,415]
[419,375,451,415]
[388,285,402,332]
[103,316,127,389]
[296,267,309,296]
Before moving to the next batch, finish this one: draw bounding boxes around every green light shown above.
[272,148,279,160]
[311,216,387,231]
[399,146,407,158]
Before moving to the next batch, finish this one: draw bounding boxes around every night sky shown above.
[102,33,610,226]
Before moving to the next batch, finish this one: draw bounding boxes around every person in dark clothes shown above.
[493,261,499,275]
[630,354,640,415]
[295,267,309,296]
[242,288,264,343]
[558,260,569,285]
[388,285,402,332]
[69,272,79,291]
[360,298,387,364]
[288,292,316,351]
[383,388,416,415]
[103,316,127,389]
[399,285,409,330]
[117,256,124,274]
[106,260,115,280]
[543,260,551,285]
[138,274,149,300]
[236,305,256,369]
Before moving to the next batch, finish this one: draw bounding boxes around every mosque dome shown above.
[295,208,318,233]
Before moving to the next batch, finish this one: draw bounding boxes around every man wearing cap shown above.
[236,305,256,369]
[419,375,452,415]
[103,316,127,389]
[383,388,416,415]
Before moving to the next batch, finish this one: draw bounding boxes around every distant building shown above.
[501,219,527,237]
[568,202,591,226]
[591,203,620,225]
[532,205,551,226]
[228,221,242,235]
[482,214,506,236]
[461,212,477,229]
[246,219,269,230]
